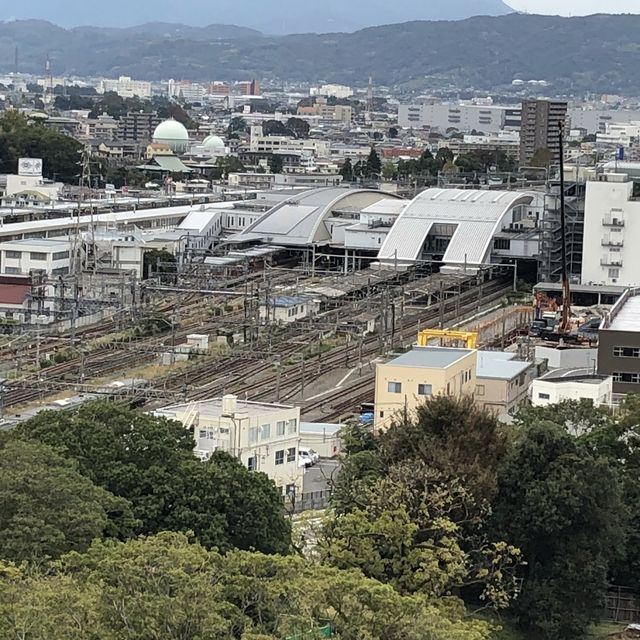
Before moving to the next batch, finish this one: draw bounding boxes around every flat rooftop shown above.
[2,238,72,249]
[477,351,532,380]
[608,294,640,332]
[539,368,609,385]
[157,398,296,420]
[386,346,473,369]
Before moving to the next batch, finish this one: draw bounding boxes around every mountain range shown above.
[0,0,513,34]
[1,13,639,95]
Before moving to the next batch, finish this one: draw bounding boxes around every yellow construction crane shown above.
[417,329,478,350]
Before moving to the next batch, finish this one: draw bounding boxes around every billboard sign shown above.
[18,158,43,177]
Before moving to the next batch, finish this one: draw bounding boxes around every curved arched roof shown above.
[378,188,535,267]
[236,187,402,247]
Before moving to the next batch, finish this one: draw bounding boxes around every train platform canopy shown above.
[377,188,535,269]
[232,187,401,247]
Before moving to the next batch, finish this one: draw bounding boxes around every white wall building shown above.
[97,76,152,99]
[0,238,72,276]
[398,102,520,134]
[155,395,305,494]
[316,84,353,99]
[596,122,640,149]
[530,370,613,408]
[581,174,638,287]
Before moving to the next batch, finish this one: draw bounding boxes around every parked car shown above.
[299,447,319,467]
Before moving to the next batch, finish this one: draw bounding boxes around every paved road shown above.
[303,458,341,494]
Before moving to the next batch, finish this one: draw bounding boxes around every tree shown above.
[327,398,519,609]
[339,158,354,182]
[142,248,177,280]
[388,126,399,138]
[286,117,310,139]
[491,421,625,640]
[530,147,554,168]
[262,119,292,137]
[381,396,508,504]
[382,161,396,180]
[0,438,133,563]
[227,116,247,137]
[15,401,291,554]
[269,154,284,173]
[0,111,82,182]
[0,532,496,640]
[366,147,382,177]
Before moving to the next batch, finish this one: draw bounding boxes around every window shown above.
[608,268,620,279]
[5,251,21,259]
[476,384,485,396]
[276,420,286,436]
[52,251,69,261]
[249,427,258,444]
[52,267,69,276]
[613,373,640,384]
[260,424,271,440]
[387,381,402,394]
[247,456,257,472]
[538,393,551,400]
[613,346,640,358]
[4,267,20,274]
[379,411,384,418]
[494,238,511,251]
[287,447,296,463]
[418,384,432,396]
[198,429,215,440]
[275,450,285,465]
[288,418,297,434]
[29,252,47,261]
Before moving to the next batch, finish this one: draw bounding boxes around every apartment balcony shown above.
[601,238,624,247]
[602,218,625,227]
[601,258,623,267]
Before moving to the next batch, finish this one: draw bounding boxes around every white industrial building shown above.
[155,394,304,495]
[398,102,521,133]
[0,238,72,276]
[530,370,613,408]
[581,173,637,287]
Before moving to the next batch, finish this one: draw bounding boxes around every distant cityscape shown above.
[2,7,640,640]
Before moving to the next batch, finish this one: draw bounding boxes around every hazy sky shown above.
[509,0,639,15]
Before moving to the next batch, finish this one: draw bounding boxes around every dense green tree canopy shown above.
[15,401,291,554]
[0,532,494,640]
[0,111,82,182]
[491,419,625,640]
[0,438,134,563]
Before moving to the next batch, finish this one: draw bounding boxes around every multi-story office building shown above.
[519,99,568,166]
[581,173,637,287]
[117,112,162,143]
[155,394,304,494]
[97,76,152,99]
[598,289,640,395]
[398,102,519,134]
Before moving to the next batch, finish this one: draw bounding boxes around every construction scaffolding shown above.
[539,179,585,283]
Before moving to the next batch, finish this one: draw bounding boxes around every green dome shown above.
[152,119,189,153]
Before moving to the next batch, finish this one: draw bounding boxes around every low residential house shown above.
[155,394,304,494]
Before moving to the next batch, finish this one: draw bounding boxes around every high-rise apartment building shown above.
[117,112,161,143]
[519,99,568,166]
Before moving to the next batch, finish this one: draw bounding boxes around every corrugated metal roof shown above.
[235,188,397,247]
[378,188,535,268]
